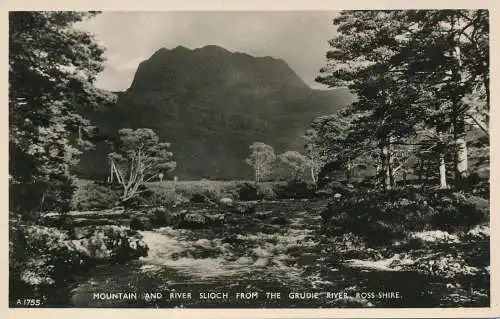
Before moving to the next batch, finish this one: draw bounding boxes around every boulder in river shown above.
[220,197,233,205]
[298,253,319,266]
[130,215,153,231]
[231,202,256,214]
[236,256,253,265]
[254,258,270,267]
[194,238,213,249]
[329,296,375,308]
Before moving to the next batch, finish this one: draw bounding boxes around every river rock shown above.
[298,253,318,266]
[220,197,233,205]
[220,242,233,254]
[130,215,153,231]
[254,258,270,267]
[195,238,213,249]
[231,202,256,214]
[236,256,253,265]
[252,246,272,258]
[269,216,288,225]
[329,296,374,307]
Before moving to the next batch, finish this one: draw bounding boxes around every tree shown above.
[108,128,176,202]
[245,142,276,183]
[303,128,328,184]
[396,10,489,186]
[305,109,371,185]
[278,151,309,181]
[316,10,488,190]
[9,12,115,215]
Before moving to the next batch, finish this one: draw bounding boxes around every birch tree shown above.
[108,128,176,202]
[278,151,309,182]
[245,142,276,183]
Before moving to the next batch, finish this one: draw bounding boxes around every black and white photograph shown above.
[8,9,491,309]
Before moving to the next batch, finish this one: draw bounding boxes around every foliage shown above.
[274,180,316,199]
[318,180,353,197]
[245,142,276,183]
[9,12,115,217]
[429,192,489,231]
[277,150,310,182]
[321,186,489,244]
[71,180,118,210]
[108,128,176,202]
[405,252,481,279]
[130,215,154,231]
[305,109,371,185]
[9,218,148,301]
[237,182,259,201]
[316,10,489,190]
[256,183,278,200]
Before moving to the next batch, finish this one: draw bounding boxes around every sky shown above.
[77,11,340,91]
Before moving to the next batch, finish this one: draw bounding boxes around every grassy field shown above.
[71,178,317,210]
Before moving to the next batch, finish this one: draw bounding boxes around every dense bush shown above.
[430,192,489,231]
[317,180,353,196]
[256,183,277,200]
[71,180,119,211]
[268,180,316,199]
[130,214,154,230]
[137,185,189,207]
[237,182,258,201]
[10,177,75,220]
[321,186,489,244]
[9,218,148,301]
[90,179,321,208]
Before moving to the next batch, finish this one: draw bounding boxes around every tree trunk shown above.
[439,152,448,189]
[451,45,469,188]
[345,160,352,184]
[388,147,395,188]
[454,117,469,188]
[381,144,391,190]
[418,157,424,182]
[255,164,260,184]
[310,166,316,184]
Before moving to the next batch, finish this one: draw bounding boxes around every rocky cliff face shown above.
[77,45,356,180]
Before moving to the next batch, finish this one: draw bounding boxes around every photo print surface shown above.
[8,10,490,308]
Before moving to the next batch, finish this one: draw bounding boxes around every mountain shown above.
[76,45,356,180]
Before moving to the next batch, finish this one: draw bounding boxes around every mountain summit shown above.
[129,45,310,92]
[78,46,355,180]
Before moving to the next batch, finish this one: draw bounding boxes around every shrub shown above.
[10,178,75,220]
[283,180,315,199]
[9,220,149,299]
[237,182,258,201]
[321,186,489,244]
[269,180,315,199]
[129,215,153,231]
[318,181,353,196]
[256,183,277,200]
[142,186,188,207]
[465,225,489,240]
[429,192,489,231]
[71,181,119,211]
[405,252,480,279]
[147,207,169,226]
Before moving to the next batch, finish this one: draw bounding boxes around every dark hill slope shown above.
[77,46,355,180]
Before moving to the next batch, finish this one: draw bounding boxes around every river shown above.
[65,198,475,308]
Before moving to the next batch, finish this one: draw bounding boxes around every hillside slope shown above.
[77,45,356,180]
